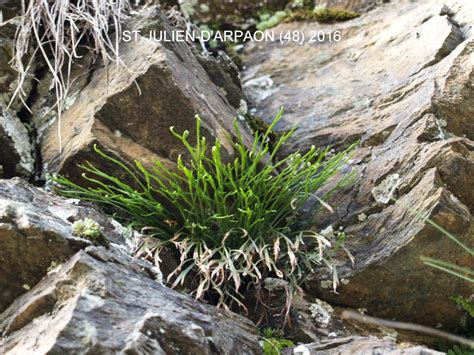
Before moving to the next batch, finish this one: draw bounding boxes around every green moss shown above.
[452,296,474,317]
[260,328,295,355]
[72,218,109,246]
[287,7,360,23]
[257,11,288,31]
[244,113,281,147]
[439,342,474,355]
[225,43,245,68]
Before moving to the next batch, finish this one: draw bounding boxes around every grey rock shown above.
[0,1,35,178]
[283,336,444,355]
[0,246,261,354]
[0,105,34,177]
[242,0,474,329]
[0,177,126,313]
[35,6,252,182]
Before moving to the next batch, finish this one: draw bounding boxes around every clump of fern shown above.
[52,109,356,309]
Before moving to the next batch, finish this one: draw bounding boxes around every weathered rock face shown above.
[0,2,35,178]
[0,246,261,354]
[0,178,126,313]
[196,51,244,109]
[282,336,443,355]
[0,0,21,20]
[242,0,474,330]
[33,5,251,181]
[0,105,35,178]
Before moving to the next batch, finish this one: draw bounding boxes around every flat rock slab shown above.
[242,0,474,329]
[0,178,126,313]
[0,246,260,354]
[283,336,443,355]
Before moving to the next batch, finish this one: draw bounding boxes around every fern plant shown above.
[52,109,356,308]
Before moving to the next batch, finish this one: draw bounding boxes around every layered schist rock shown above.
[0,179,260,354]
[242,0,474,330]
[283,336,444,355]
[0,1,35,178]
[0,247,261,354]
[313,0,385,12]
[0,178,126,314]
[33,5,251,182]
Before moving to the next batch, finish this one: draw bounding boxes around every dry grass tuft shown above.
[8,0,133,150]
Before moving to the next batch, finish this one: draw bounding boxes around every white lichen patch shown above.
[47,261,61,274]
[371,173,401,204]
[379,325,398,340]
[243,75,279,103]
[293,344,310,355]
[309,298,334,327]
[264,277,288,292]
[320,225,335,238]
[81,293,105,312]
[320,280,333,289]
[72,218,101,239]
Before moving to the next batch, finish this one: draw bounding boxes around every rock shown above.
[196,51,244,108]
[183,0,289,26]
[0,246,261,354]
[0,178,126,313]
[242,0,474,330]
[0,0,21,20]
[313,0,384,12]
[244,283,442,348]
[282,336,443,355]
[0,105,34,178]
[0,1,35,178]
[33,5,252,181]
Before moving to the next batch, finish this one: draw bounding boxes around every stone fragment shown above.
[0,246,261,354]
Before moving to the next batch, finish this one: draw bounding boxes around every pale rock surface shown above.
[242,0,474,329]
[0,246,261,354]
[282,336,444,355]
[0,1,35,178]
[0,178,126,313]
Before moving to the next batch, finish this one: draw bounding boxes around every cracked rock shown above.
[0,246,260,354]
[0,178,126,313]
[242,0,474,329]
[33,6,253,182]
